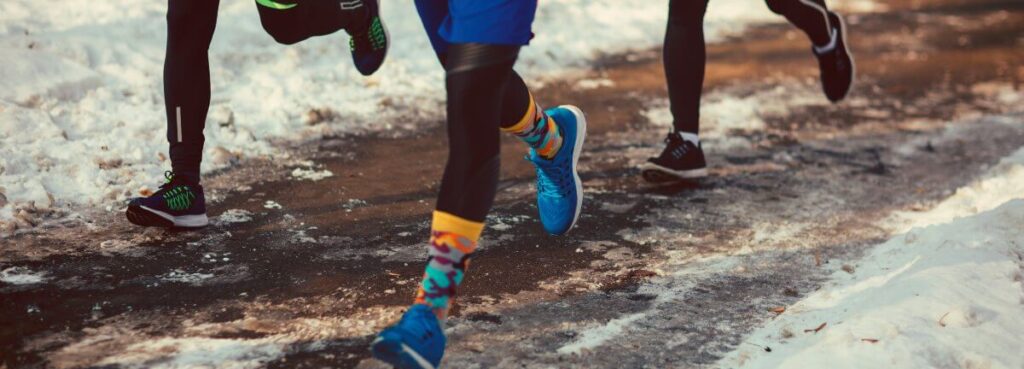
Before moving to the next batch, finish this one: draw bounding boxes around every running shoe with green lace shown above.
[348,0,389,76]
[126,171,208,228]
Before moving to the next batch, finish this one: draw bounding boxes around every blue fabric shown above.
[415,0,537,55]
[371,304,446,369]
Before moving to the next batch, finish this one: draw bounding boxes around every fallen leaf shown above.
[861,338,879,343]
[804,322,827,333]
[814,250,822,267]
[770,307,786,314]
[939,311,950,327]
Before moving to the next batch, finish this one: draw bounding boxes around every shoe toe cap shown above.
[354,53,386,76]
[538,197,576,235]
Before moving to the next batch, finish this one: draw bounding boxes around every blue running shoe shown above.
[348,0,389,76]
[371,304,445,369]
[529,105,587,235]
[125,171,208,228]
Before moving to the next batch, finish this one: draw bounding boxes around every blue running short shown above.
[414,0,537,56]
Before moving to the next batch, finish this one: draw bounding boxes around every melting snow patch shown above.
[159,270,214,286]
[574,78,615,90]
[342,199,368,212]
[290,167,334,181]
[263,201,282,210]
[487,214,531,231]
[0,266,48,285]
[291,229,318,244]
[216,209,254,225]
[643,83,824,149]
[97,336,286,369]
[557,313,647,355]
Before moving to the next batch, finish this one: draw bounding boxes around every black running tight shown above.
[164,0,368,182]
[434,43,531,222]
[664,0,832,134]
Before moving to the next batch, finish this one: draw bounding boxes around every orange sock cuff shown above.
[431,211,485,243]
[501,93,541,134]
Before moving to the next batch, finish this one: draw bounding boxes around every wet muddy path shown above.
[3,0,1023,367]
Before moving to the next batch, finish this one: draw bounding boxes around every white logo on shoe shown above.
[340,0,363,10]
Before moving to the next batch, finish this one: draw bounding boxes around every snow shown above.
[0,0,781,225]
[643,83,826,149]
[574,78,616,91]
[721,147,1024,369]
[0,266,48,285]
[890,146,1024,232]
[558,313,646,355]
[216,208,254,224]
[96,336,286,369]
[159,270,215,285]
[290,167,334,181]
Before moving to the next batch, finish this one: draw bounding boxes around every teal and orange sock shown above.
[414,211,484,319]
[501,93,564,160]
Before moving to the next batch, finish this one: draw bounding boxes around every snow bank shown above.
[722,147,1024,369]
[0,0,780,227]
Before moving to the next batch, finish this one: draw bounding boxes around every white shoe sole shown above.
[835,11,856,100]
[370,336,437,369]
[560,105,587,235]
[401,343,436,369]
[139,205,209,228]
[639,162,708,180]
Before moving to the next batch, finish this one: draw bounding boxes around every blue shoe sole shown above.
[371,335,437,369]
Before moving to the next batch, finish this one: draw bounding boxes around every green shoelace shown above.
[159,172,196,211]
[350,17,386,52]
[163,186,195,211]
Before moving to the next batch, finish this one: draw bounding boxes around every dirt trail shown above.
[2,1,1023,368]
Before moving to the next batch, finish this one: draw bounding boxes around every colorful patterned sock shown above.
[501,93,564,160]
[414,211,484,319]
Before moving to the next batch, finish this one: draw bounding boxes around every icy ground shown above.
[3,0,1023,367]
[723,148,1024,368]
[0,0,789,228]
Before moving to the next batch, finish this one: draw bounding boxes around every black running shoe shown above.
[126,171,208,228]
[348,0,389,76]
[640,132,708,183]
[814,11,855,102]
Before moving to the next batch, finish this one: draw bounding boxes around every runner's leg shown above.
[664,0,709,135]
[255,0,370,45]
[639,0,710,182]
[164,0,220,184]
